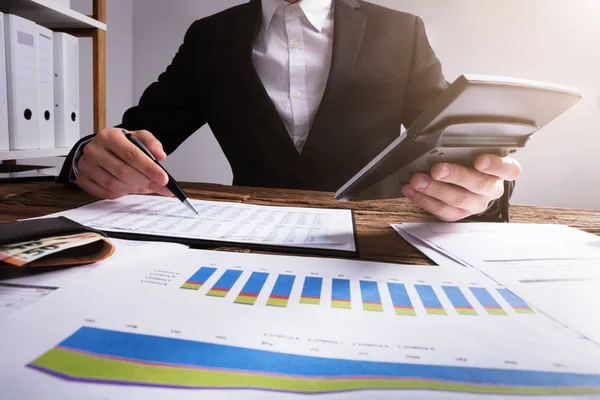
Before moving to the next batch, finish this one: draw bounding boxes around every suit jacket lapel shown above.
[234,0,299,156]
[304,0,367,150]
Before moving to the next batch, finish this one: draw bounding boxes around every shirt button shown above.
[292,91,301,99]
[296,140,305,148]
[287,5,297,14]
[291,39,300,49]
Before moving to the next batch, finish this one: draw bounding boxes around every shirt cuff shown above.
[68,138,94,183]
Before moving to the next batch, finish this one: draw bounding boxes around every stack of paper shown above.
[394,222,600,345]
[1,249,599,399]
[1,196,600,399]
[43,195,358,256]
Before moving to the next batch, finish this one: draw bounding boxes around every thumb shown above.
[132,130,167,161]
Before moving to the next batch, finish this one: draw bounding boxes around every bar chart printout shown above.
[180,267,217,290]
[415,285,447,315]
[359,281,383,312]
[266,274,295,307]
[234,272,269,305]
[497,288,535,314]
[206,270,243,298]
[300,277,323,305]
[331,279,351,309]
[28,327,600,396]
[470,287,508,315]
[442,286,477,315]
[387,283,416,316]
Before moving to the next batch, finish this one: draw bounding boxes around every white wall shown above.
[370,0,600,209]
[131,1,600,208]
[131,0,237,185]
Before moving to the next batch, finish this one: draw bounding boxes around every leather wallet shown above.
[0,217,115,268]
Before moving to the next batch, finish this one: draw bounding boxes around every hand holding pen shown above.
[74,128,199,214]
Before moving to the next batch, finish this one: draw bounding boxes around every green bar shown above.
[363,303,384,312]
[234,295,258,305]
[456,308,478,316]
[300,297,320,305]
[180,283,202,290]
[206,289,228,298]
[486,308,508,316]
[266,298,289,308]
[515,308,536,314]
[394,307,417,316]
[331,300,351,309]
[425,308,447,316]
[29,348,600,396]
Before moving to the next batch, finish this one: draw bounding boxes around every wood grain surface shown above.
[1,181,599,265]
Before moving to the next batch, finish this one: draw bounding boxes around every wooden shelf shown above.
[0,0,106,31]
[0,148,70,161]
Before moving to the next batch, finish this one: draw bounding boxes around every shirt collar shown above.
[261,0,334,33]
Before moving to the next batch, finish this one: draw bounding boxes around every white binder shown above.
[4,14,39,150]
[36,25,54,149]
[0,13,9,151]
[53,32,79,148]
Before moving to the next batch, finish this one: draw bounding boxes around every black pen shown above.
[122,130,199,215]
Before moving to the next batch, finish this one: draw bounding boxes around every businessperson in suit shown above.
[59,0,521,222]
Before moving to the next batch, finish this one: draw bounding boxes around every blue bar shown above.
[187,267,217,284]
[270,274,296,297]
[301,277,323,298]
[359,281,382,304]
[212,270,243,291]
[442,286,472,308]
[415,285,443,309]
[239,272,269,296]
[470,287,501,308]
[387,283,413,307]
[331,279,351,301]
[497,289,528,308]
[52,327,600,387]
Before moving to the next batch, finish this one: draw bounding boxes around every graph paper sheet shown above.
[1,249,599,399]
[395,222,600,345]
[43,195,357,254]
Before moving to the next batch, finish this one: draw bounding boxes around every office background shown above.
[34,0,600,209]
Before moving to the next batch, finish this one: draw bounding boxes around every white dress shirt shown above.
[72,0,335,180]
[253,0,335,153]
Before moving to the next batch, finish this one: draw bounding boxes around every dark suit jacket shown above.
[59,0,511,218]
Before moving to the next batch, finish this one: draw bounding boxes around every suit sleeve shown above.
[58,20,207,183]
[401,16,514,221]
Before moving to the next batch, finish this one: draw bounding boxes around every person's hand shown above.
[76,128,172,200]
[401,154,521,222]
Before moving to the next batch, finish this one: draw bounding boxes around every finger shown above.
[76,176,123,200]
[82,145,172,196]
[96,129,168,185]
[431,163,504,198]
[474,154,521,181]
[402,185,471,222]
[132,130,167,161]
[78,155,130,196]
[409,173,493,214]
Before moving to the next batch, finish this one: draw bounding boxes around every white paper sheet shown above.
[0,239,189,321]
[44,195,357,253]
[399,223,600,262]
[0,249,598,399]
[395,223,600,344]
[391,224,467,268]
[0,238,188,288]
[0,283,55,320]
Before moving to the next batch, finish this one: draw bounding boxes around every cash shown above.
[0,233,106,267]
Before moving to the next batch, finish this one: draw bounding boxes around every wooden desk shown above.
[1,181,599,265]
